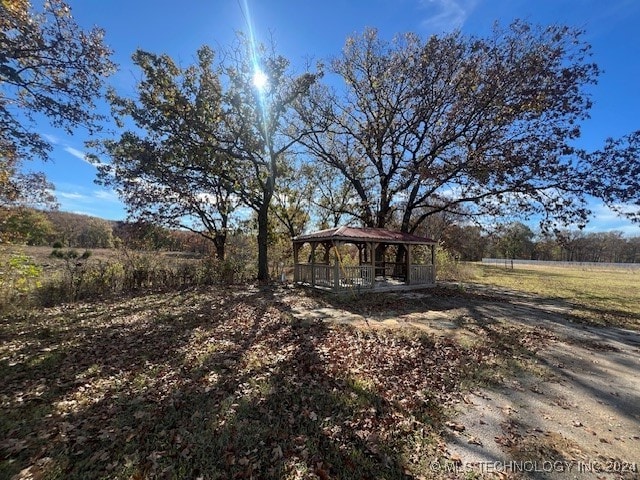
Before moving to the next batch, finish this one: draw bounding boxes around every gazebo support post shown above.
[405,243,412,285]
[333,241,341,292]
[370,242,377,280]
[293,243,300,282]
[431,244,436,282]
[310,243,317,287]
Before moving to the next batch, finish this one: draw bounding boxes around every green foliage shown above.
[435,246,476,281]
[0,0,114,208]
[0,251,42,311]
[0,208,55,245]
[495,222,535,259]
[90,46,236,260]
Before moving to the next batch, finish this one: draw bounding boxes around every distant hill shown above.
[0,207,211,252]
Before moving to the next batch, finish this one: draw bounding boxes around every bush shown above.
[0,252,42,311]
[6,248,256,309]
[435,246,476,281]
[50,248,91,260]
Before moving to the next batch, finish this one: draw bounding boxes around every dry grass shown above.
[2,255,637,478]
[469,264,640,330]
[1,245,202,267]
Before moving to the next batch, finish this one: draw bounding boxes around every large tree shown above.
[299,22,637,233]
[214,37,319,279]
[1,0,114,207]
[95,39,319,277]
[92,47,235,259]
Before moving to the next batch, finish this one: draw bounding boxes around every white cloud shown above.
[419,0,477,32]
[585,203,640,236]
[42,133,60,144]
[93,190,120,202]
[71,210,97,217]
[64,146,91,164]
[57,191,87,200]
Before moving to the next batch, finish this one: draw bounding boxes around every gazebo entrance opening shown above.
[292,226,436,293]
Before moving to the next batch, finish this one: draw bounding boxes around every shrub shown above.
[7,247,256,309]
[51,248,79,259]
[435,245,476,281]
[0,252,42,311]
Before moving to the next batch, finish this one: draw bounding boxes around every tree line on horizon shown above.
[1,207,638,266]
[2,1,639,279]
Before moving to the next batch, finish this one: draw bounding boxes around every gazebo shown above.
[292,226,437,293]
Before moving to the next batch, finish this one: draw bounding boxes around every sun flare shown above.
[252,69,268,90]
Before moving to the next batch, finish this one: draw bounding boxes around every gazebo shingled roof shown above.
[293,226,436,245]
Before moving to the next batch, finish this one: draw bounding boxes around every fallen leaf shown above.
[445,421,465,432]
[271,445,283,461]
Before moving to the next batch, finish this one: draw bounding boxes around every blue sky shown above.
[31,0,640,235]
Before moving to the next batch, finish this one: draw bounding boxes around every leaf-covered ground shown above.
[0,285,554,479]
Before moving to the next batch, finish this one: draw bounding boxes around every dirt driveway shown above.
[284,283,640,479]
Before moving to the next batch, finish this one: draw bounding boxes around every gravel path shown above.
[286,283,640,479]
[446,300,640,479]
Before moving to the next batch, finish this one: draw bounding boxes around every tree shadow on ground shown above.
[298,283,640,450]
[1,285,477,479]
[3,283,637,478]
[371,284,640,475]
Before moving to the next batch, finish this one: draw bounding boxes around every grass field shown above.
[470,264,640,330]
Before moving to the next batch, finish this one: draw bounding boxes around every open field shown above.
[0,245,203,267]
[470,264,640,330]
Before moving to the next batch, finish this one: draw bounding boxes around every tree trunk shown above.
[256,201,270,281]
[214,233,226,260]
[394,245,407,279]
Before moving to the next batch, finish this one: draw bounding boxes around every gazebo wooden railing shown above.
[292,226,436,293]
